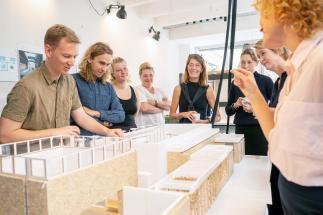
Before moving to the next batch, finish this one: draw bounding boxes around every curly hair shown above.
[254,0,323,39]
[255,39,290,60]
[78,42,113,84]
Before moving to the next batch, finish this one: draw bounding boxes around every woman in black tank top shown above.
[111,57,140,131]
[170,54,221,123]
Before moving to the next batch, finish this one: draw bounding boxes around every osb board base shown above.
[81,206,117,215]
[213,139,245,163]
[189,151,234,215]
[0,174,26,215]
[167,134,218,173]
[17,150,137,215]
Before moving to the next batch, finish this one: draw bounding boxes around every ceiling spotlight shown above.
[148,26,160,41]
[106,4,127,19]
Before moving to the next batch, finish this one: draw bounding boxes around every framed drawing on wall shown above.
[18,50,43,79]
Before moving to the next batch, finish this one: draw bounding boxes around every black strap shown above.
[181,83,207,110]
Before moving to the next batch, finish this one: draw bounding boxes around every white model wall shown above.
[0,0,181,112]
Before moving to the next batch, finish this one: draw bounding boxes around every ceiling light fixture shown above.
[148,26,160,41]
[106,4,127,19]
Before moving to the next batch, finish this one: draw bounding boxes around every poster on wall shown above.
[18,50,43,79]
[0,49,19,82]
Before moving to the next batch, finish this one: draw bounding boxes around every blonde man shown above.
[0,24,123,143]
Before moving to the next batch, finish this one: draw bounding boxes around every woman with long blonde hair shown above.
[110,57,140,131]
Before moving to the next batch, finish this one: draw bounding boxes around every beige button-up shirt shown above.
[1,63,81,130]
[269,31,323,186]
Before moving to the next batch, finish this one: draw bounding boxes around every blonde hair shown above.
[139,62,154,76]
[110,57,130,82]
[241,49,258,63]
[182,54,208,87]
[254,39,290,60]
[79,42,113,84]
[254,0,323,39]
[44,24,80,47]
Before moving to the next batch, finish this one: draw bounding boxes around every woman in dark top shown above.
[170,54,221,123]
[111,57,140,131]
[255,40,289,215]
[226,48,273,155]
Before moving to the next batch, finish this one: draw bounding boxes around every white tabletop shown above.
[207,156,271,215]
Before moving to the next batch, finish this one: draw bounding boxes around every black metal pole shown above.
[211,0,232,127]
[225,0,237,133]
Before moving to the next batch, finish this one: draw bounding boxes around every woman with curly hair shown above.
[255,40,290,214]
[232,0,323,213]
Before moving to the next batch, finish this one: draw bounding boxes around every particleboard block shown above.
[213,135,245,163]
[160,150,234,215]
[189,151,233,215]
[0,151,137,215]
[167,134,217,173]
[0,174,26,215]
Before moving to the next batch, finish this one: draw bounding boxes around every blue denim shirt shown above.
[72,73,125,135]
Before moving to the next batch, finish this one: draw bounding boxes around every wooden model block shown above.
[0,174,26,215]
[0,151,137,215]
[167,134,217,173]
[213,134,245,163]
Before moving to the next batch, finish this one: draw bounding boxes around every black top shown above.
[113,86,138,130]
[179,82,209,123]
[269,72,287,108]
[225,72,274,125]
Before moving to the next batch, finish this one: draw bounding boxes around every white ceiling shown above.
[98,0,261,45]
[119,0,260,41]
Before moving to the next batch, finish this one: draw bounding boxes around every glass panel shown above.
[30,140,40,152]
[52,137,61,147]
[0,145,14,156]
[62,136,71,146]
[41,138,51,149]
[16,142,28,154]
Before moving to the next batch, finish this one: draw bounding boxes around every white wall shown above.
[0,0,181,112]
